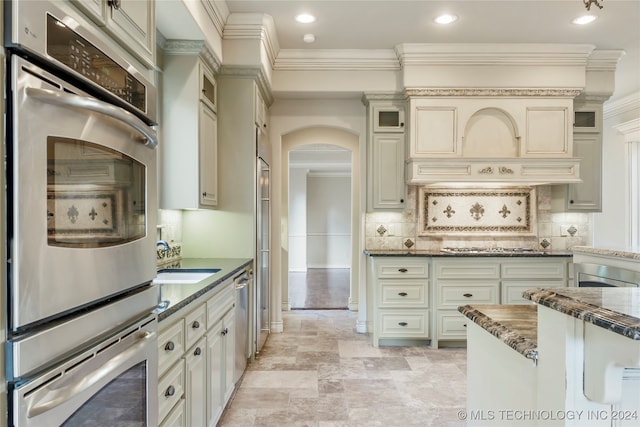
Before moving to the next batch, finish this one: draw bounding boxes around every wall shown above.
[306,173,351,268]
[288,168,308,271]
[594,92,640,248]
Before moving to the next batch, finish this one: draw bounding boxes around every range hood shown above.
[404,87,584,185]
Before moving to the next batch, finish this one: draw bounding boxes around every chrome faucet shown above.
[156,240,171,253]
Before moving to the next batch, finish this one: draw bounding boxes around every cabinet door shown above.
[223,309,236,402]
[206,322,224,426]
[184,338,207,427]
[567,133,602,212]
[370,134,405,209]
[71,0,107,25]
[373,105,405,132]
[108,0,155,65]
[199,103,218,207]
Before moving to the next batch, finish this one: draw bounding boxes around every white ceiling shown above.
[222,0,639,101]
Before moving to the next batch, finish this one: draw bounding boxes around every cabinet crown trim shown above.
[405,88,582,97]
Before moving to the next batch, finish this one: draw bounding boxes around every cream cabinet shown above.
[363,94,406,211]
[157,277,237,426]
[161,53,218,209]
[432,257,570,348]
[370,257,430,347]
[71,0,155,67]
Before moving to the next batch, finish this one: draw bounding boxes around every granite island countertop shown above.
[458,304,539,360]
[364,249,572,257]
[523,287,640,340]
[154,257,252,321]
[572,245,640,262]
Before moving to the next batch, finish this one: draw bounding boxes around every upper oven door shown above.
[8,56,158,333]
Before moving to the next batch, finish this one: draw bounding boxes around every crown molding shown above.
[604,91,640,119]
[586,49,626,71]
[273,49,400,71]
[404,88,583,98]
[614,119,640,143]
[223,13,280,67]
[201,0,227,39]
[161,40,221,73]
[218,65,273,105]
[361,92,406,106]
[396,43,595,67]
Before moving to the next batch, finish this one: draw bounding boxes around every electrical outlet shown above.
[560,225,569,237]
[387,224,397,236]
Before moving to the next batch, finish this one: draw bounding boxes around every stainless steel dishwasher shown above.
[234,270,251,383]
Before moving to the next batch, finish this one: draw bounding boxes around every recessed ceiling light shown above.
[295,13,316,24]
[572,15,598,25]
[303,33,315,43]
[434,14,458,25]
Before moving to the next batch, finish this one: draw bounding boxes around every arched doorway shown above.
[280,127,360,313]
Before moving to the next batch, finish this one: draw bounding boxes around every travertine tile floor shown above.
[219,310,467,427]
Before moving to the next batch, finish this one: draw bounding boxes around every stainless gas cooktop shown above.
[440,247,542,254]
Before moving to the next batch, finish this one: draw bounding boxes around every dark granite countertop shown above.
[154,257,252,321]
[523,287,640,340]
[458,304,539,360]
[364,249,572,258]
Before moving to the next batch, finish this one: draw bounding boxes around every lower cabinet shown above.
[432,257,570,348]
[158,277,238,426]
[369,256,430,347]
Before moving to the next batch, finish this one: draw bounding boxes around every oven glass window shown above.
[61,362,147,426]
[47,137,146,247]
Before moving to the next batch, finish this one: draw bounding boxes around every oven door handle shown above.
[25,87,158,149]
[26,330,156,418]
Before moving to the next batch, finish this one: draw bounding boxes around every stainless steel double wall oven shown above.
[4,2,160,425]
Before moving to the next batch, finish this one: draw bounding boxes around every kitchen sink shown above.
[153,268,221,284]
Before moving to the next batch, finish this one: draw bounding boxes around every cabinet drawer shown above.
[379,281,428,307]
[377,310,429,338]
[437,311,470,339]
[160,397,186,427]
[501,280,565,304]
[437,282,499,308]
[501,261,566,279]
[375,258,429,279]
[434,261,500,279]
[206,282,235,327]
[184,304,206,350]
[159,319,185,375]
[159,359,185,423]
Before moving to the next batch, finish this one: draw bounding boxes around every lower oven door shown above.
[11,315,158,427]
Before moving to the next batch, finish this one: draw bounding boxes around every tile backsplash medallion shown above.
[365,185,591,252]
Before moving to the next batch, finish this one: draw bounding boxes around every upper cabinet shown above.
[363,94,406,211]
[71,0,155,68]
[160,50,218,210]
[553,102,603,212]
[405,90,582,185]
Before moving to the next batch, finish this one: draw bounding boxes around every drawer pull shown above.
[165,385,176,397]
[463,293,473,298]
[398,292,408,297]
[221,327,229,336]
[164,341,175,352]
[194,347,202,356]
[398,268,408,273]
[192,320,200,329]
[398,322,408,327]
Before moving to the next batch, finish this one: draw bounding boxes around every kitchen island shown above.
[460,287,640,426]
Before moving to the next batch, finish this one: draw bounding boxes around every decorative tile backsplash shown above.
[419,187,535,236]
[366,185,591,251]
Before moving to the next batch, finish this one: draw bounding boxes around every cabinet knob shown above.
[400,122,404,127]
[202,192,207,197]
[398,268,408,273]
[398,292,408,297]
[192,320,200,329]
[398,322,408,327]
[165,385,176,397]
[108,0,121,10]
[164,341,175,351]
[569,200,574,204]
[463,324,467,328]
[463,293,473,298]
[400,199,404,203]
[194,347,202,356]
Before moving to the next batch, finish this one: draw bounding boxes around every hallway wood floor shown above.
[288,269,350,310]
[220,310,467,427]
